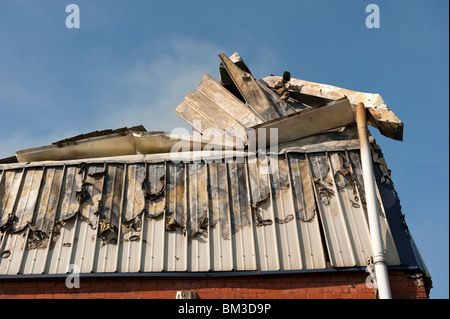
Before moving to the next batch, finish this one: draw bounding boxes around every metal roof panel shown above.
[0,148,405,276]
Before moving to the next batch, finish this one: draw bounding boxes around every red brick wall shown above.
[0,270,428,299]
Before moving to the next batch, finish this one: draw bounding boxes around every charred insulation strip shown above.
[79,164,105,230]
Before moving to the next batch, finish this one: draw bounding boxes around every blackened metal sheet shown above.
[34,167,64,237]
[247,155,271,208]
[199,73,262,128]
[141,162,166,272]
[261,75,404,141]
[184,90,247,140]
[187,163,210,271]
[0,169,24,229]
[99,164,125,243]
[79,164,105,229]
[12,168,44,233]
[218,53,280,122]
[123,164,146,223]
[165,162,187,271]
[288,153,316,222]
[58,166,82,223]
[227,161,257,270]
[208,162,233,271]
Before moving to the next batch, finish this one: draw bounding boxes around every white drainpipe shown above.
[356,102,392,299]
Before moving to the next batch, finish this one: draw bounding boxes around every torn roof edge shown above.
[0,126,364,168]
[215,51,404,141]
[0,52,404,164]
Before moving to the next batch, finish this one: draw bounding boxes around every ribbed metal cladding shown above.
[0,150,401,276]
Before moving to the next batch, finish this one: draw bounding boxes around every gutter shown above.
[0,265,421,280]
[356,102,392,299]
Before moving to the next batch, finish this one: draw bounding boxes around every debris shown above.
[0,250,11,259]
[252,208,273,227]
[275,214,295,224]
[99,219,118,244]
[165,216,183,231]
[313,177,335,206]
[27,224,49,249]
[271,71,291,100]
[146,209,164,220]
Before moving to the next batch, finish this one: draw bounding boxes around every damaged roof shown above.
[0,52,427,279]
[175,52,403,142]
[0,143,407,275]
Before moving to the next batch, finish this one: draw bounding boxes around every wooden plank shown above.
[262,75,404,141]
[184,90,247,140]
[198,73,263,128]
[218,53,280,121]
[256,80,297,117]
[251,98,355,147]
[174,100,224,135]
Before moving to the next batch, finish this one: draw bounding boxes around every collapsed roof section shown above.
[7,52,403,164]
[176,52,403,142]
[14,127,238,163]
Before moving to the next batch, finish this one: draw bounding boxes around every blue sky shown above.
[0,0,448,298]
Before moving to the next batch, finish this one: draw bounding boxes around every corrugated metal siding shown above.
[0,150,400,276]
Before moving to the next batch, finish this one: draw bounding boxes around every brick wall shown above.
[0,270,428,299]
